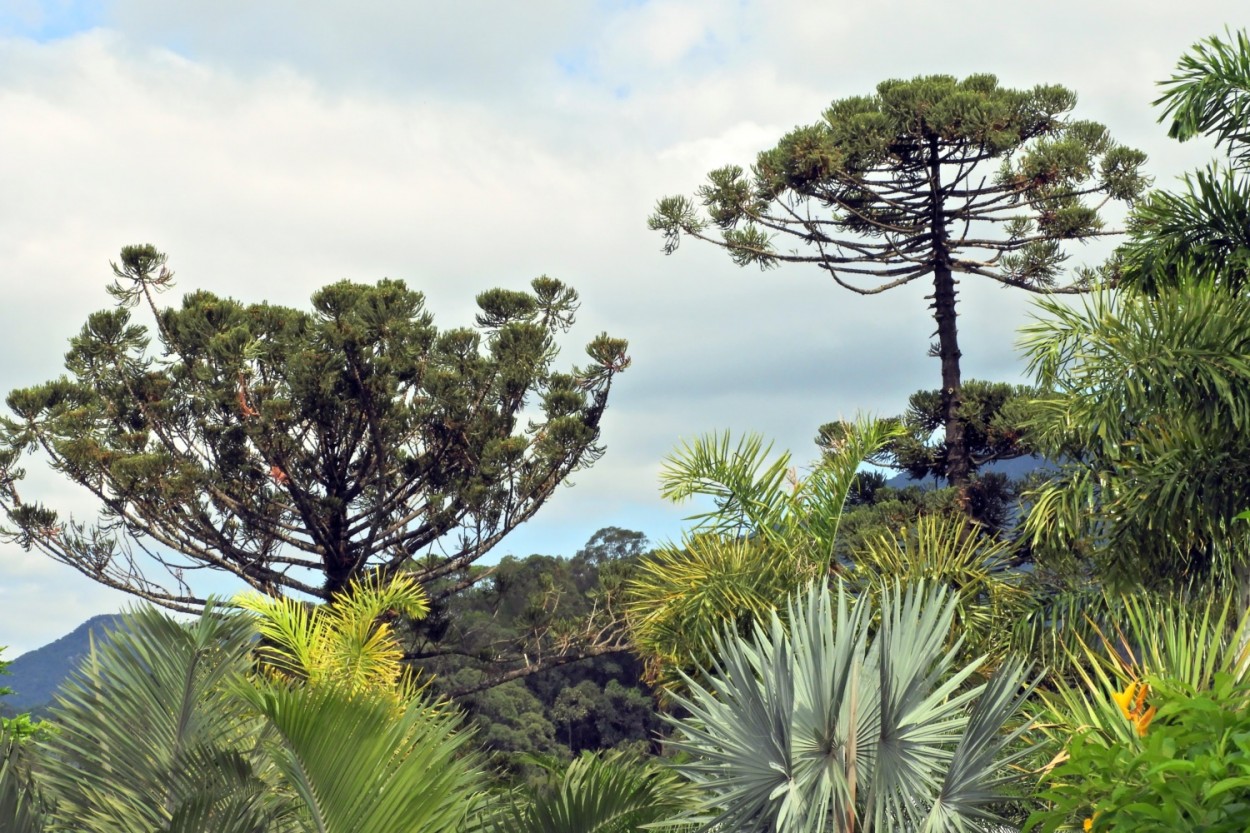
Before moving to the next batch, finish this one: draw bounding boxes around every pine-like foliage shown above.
[0,246,629,610]
[651,74,1147,490]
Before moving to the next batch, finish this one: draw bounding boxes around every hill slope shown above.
[2,614,126,712]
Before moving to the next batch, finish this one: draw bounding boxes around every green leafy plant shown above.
[0,603,484,832]
[1029,673,1250,833]
[0,647,50,742]
[627,418,897,689]
[485,750,700,832]
[847,513,1031,669]
[235,572,430,700]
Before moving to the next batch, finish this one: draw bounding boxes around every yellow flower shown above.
[1083,817,1093,832]
[1111,681,1139,721]
[1110,678,1155,736]
[1134,705,1158,736]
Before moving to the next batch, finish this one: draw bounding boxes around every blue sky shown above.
[0,0,1243,654]
[0,0,104,41]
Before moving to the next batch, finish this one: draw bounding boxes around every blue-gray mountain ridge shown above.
[2,614,125,713]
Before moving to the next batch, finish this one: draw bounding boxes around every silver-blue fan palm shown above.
[668,582,1035,833]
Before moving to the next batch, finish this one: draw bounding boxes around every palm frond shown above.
[848,514,1029,666]
[235,573,429,698]
[1155,27,1250,167]
[1019,283,1250,582]
[659,431,794,535]
[634,419,897,690]
[237,680,482,833]
[34,604,287,833]
[0,728,49,833]
[626,533,804,689]
[485,750,700,833]
[668,581,1034,833]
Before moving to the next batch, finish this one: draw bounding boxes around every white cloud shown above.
[0,0,1245,651]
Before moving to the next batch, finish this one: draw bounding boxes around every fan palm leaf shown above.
[669,581,1035,833]
[484,750,700,833]
[32,604,287,833]
[7,602,483,833]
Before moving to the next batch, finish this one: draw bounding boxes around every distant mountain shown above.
[2,614,126,712]
[883,455,1054,490]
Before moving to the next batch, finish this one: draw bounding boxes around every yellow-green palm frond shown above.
[847,513,1029,665]
[234,591,334,684]
[322,573,429,697]
[234,573,430,700]
[625,534,803,691]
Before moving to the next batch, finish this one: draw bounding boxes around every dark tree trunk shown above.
[930,261,968,491]
[927,134,970,493]
[324,551,353,599]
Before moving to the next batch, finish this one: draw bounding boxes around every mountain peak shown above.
[3,614,127,712]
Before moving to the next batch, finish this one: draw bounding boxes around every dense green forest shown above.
[4,26,1250,833]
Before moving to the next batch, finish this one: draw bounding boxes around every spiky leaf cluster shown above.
[668,581,1036,833]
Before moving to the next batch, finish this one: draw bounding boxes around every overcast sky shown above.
[0,1,1242,655]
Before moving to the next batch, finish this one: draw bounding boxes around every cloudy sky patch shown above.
[0,0,1243,654]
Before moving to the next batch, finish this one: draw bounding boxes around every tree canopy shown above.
[1116,28,1250,292]
[0,246,629,611]
[650,74,1147,492]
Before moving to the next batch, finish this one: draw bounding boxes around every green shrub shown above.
[1029,673,1250,832]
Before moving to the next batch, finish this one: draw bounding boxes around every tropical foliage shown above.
[0,603,482,833]
[1020,282,1250,586]
[1030,674,1250,833]
[0,649,47,742]
[10,25,1250,833]
[668,581,1036,833]
[1117,28,1250,291]
[626,419,896,687]
[1016,32,1250,588]
[486,750,699,833]
[236,572,430,699]
[847,513,1031,667]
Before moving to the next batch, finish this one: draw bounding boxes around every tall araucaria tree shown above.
[0,246,630,617]
[650,74,1148,493]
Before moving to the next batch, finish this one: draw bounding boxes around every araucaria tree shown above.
[650,74,1148,491]
[0,246,629,613]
